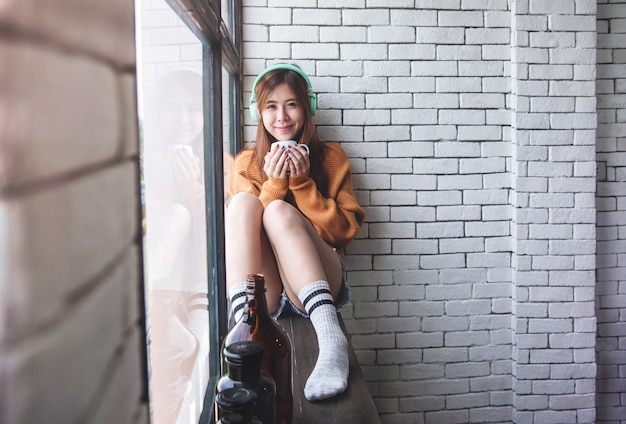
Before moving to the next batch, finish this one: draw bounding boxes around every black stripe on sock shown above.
[232,302,246,316]
[302,288,332,309]
[231,291,246,302]
[306,299,334,315]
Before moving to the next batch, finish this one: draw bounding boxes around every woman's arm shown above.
[233,149,290,206]
[289,143,365,248]
[232,144,365,248]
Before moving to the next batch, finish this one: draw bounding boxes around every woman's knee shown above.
[263,200,303,231]
[164,203,192,236]
[226,192,263,223]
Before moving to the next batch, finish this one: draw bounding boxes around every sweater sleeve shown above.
[233,150,260,194]
[233,149,289,207]
[233,144,365,249]
[289,143,365,248]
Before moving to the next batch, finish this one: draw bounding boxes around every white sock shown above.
[298,280,349,401]
[228,281,248,324]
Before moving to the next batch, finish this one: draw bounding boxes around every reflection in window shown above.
[136,0,210,422]
[221,0,232,40]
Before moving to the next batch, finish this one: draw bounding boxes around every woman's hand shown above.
[170,148,201,184]
[150,147,201,187]
[263,145,290,179]
[285,144,310,177]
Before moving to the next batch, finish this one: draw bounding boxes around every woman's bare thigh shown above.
[263,201,343,312]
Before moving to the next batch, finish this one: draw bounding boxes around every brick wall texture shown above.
[597,1,626,422]
[240,0,626,423]
[1,0,625,423]
[0,1,149,423]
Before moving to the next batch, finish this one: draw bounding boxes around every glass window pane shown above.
[222,67,235,206]
[221,0,233,39]
[135,0,212,422]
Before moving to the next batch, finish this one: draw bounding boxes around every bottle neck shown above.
[245,278,270,319]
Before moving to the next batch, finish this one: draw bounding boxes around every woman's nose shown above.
[169,107,187,125]
[276,106,288,121]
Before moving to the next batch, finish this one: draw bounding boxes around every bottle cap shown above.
[224,341,265,368]
[246,273,267,293]
[215,386,257,410]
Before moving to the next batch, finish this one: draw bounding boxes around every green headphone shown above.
[249,63,317,123]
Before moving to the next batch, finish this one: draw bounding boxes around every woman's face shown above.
[261,83,305,142]
[163,89,203,145]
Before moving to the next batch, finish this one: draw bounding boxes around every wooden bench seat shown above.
[277,313,381,424]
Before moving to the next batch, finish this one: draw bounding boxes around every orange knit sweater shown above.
[233,142,365,252]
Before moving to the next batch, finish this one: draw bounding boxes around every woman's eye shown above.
[288,102,298,108]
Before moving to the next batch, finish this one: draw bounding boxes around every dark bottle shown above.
[217,341,275,424]
[217,414,245,424]
[223,274,293,424]
[215,386,262,424]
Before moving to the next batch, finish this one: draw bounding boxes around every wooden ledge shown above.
[277,313,381,424]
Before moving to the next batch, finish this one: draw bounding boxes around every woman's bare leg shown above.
[147,202,192,288]
[225,192,282,313]
[262,200,343,312]
[262,200,348,400]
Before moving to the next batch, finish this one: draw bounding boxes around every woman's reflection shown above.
[143,67,208,423]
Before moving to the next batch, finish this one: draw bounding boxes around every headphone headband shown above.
[248,63,317,122]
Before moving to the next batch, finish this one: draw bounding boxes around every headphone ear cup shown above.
[249,100,260,123]
[310,93,317,116]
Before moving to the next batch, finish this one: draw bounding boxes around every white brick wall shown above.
[511,3,598,422]
[241,1,624,423]
[11,0,626,422]
[596,0,626,422]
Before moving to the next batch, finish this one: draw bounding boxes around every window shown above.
[134,0,240,422]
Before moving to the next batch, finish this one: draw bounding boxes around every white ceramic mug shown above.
[271,140,309,155]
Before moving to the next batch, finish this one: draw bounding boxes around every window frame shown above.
[156,0,241,421]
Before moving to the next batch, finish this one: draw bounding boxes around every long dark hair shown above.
[253,68,329,196]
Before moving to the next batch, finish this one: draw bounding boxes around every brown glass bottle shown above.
[223,274,293,424]
[217,343,273,424]
[215,386,262,424]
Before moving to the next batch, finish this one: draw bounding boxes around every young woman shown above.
[225,63,365,401]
